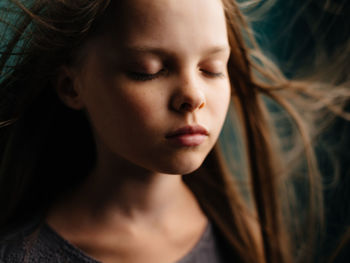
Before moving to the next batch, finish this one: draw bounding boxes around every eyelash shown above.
[200,70,225,78]
[127,68,225,81]
[127,69,167,81]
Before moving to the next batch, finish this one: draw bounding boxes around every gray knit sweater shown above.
[0,221,228,263]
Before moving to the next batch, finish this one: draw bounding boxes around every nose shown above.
[170,73,206,113]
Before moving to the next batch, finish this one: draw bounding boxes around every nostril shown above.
[171,87,206,112]
[180,102,193,111]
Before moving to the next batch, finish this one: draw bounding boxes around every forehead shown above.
[101,0,228,51]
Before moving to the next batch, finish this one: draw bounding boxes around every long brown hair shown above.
[1,1,347,263]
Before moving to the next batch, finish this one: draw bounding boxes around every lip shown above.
[165,125,209,146]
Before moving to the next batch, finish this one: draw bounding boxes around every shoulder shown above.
[209,221,243,263]
[0,221,42,262]
[0,224,81,263]
[0,236,27,263]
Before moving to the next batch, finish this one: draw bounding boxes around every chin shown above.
[154,154,206,175]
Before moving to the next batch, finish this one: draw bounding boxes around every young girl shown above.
[1,0,345,262]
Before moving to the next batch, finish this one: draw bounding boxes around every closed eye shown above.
[200,69,225,78]
[126,68,167,81]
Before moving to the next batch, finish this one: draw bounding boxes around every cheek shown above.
[82,78,167,140]
[116,87,168,131]
[208,82,231,120]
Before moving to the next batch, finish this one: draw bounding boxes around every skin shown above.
[49,0,231,262]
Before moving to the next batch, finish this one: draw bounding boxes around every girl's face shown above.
[71,0,231,174]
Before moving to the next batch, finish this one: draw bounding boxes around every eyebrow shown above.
[204,46,231,55]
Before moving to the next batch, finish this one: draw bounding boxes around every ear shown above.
[55,66,85,110]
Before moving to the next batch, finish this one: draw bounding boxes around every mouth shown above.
[165,125,209,146]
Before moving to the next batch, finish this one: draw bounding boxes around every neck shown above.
[77,157,191,222]
[47,140,202,228]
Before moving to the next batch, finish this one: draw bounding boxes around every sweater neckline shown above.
[41,220,212,263]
